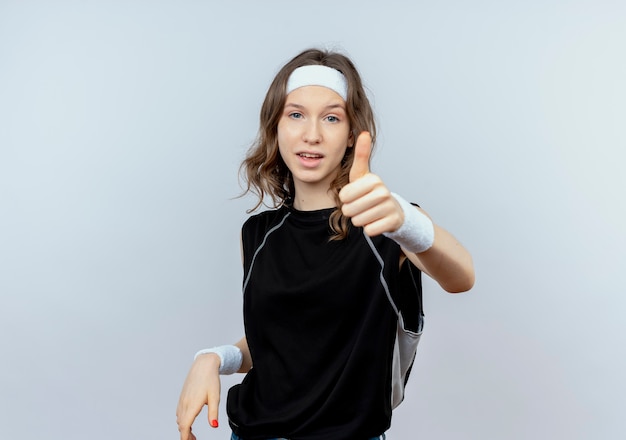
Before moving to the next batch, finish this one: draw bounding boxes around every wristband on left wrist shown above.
[383,192,434,253]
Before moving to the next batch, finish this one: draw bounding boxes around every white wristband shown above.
[194,345,243,375]
[383,192,434,253]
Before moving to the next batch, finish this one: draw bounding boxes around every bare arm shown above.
[402,208,474,293]
[176,337,251,439]
[176,353,221,439]
[236,237,254,373]
[340,132,475,294]
[234,336,253,373]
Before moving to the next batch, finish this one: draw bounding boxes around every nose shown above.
[302,120,322,144]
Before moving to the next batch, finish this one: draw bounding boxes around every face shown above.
[277,85,352,197]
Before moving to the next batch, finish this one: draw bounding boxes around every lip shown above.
[295,151,324,168]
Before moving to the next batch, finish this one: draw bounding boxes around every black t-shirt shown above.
[227,205,421,440]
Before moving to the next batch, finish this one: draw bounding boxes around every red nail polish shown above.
[210,419,219,428]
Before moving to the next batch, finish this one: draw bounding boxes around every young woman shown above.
[176,48,474,440]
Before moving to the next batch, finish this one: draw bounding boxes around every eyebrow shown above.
[284,102,346,111]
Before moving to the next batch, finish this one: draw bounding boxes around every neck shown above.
[291,184,336,211]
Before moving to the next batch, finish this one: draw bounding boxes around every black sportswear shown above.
[227,205,423,440]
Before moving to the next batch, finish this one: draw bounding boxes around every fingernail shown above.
[210,419,219,428]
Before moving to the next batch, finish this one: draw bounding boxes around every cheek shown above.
[276,129,293,161]
[276,132,288,157]
[277,120,296,144]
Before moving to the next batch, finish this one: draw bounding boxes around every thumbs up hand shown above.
[339,132,404,237]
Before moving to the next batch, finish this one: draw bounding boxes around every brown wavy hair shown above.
[240,48,377,240]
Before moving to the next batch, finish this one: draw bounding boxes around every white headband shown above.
[286,65,348,101]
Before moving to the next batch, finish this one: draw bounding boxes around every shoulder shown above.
[240,207,290,267]
[241,206,291,246]
[243,206,288,231]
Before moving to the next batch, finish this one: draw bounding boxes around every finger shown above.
[178,409,197,440]
[349,131,372,182]
[345,197,387,225]
[206,373,221,428]
[177,397,204,440]
[363,217,396,237]
[359,213,401,237]
[340,173,385,207]
[182,428,197,440]
[178,423,192,440]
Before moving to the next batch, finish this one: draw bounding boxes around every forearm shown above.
[338,173,474,293]
[405,219,475,293]
[234,336,253,373]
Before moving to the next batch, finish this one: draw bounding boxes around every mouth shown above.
[296,152,324,168]
[297,152,324,159]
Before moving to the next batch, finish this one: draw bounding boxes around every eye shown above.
[289,112,303,119]
[326,115,340,123]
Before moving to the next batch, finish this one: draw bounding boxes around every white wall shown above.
[1,1,624,439]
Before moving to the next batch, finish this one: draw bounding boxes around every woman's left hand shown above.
[339,132,404,237]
